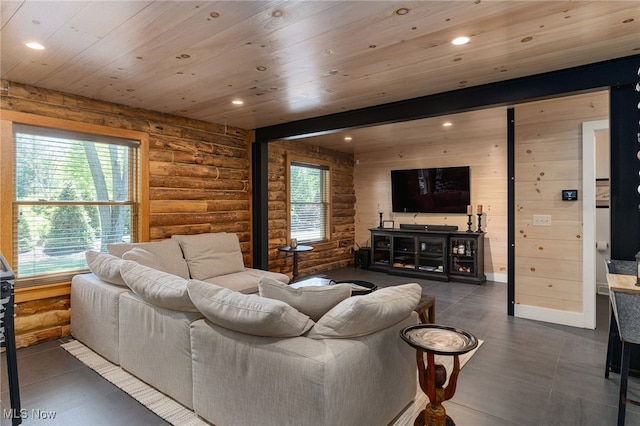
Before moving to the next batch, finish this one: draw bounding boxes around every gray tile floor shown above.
[2,267,640,425]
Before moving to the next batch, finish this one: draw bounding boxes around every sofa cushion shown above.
[107,239,190,279]
[307,283,422,339]
[172,233,246,280]
[187,279,314,337]
[203,272,259,294]
[85,250,126,286]
[244,268,290,284]
[119,261,199,312]
[258,277,352,321]
[121,246,163,270]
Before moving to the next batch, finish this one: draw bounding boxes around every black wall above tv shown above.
[391,166,470,214]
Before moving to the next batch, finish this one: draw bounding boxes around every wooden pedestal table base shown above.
[277,245,313,281]
[400,324,478,426]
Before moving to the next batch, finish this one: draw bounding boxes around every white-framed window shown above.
[11,124,140,286]
[289,161,330,243]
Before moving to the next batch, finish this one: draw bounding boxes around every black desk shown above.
[278,245,313,280]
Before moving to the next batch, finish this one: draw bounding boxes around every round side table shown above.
[277,245,313,280]
[400,324,478,426]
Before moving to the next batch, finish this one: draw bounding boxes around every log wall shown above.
[268,140,355,278]
[13,295,71,348]
[1,80,252,347]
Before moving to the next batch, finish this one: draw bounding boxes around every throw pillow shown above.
[307,283,422,339]
[187,279,314,337]
[85,250,126,286]
[172,233,246,280]
[122,247,163,271]
[107,239,190,279]
[119,261,199,312]
[258,277,352,321]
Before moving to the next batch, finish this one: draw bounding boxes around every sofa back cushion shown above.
[187,279,314,337]
[307,283,422,339]
[107,239,190,279]
[258,277,352,321]
[120,261,199,312]
[172,233,245,280]
[85,250,127,286]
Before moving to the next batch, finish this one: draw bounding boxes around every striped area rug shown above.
[62,339,482,426]
[61,340,209,426]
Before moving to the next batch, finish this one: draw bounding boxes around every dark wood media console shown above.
[369,228,486,284]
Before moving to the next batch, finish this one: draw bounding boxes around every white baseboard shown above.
[486,272,507,283]
[515,304,590,329]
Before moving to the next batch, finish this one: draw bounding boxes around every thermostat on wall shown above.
[562,189,578,201]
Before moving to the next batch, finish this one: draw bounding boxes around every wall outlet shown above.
[533,214,552,226]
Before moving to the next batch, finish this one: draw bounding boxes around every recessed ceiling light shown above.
[231,99,244,105]
[25,41,45,50]
[344,136,353,142]
[443,122,453,127]
[451,36,470,46]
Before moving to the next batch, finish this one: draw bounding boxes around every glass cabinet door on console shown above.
[392,236,416,270]
[449,236,482,280]
[417,237,446,275]
[448,233,485,284]
[372,233,391,267]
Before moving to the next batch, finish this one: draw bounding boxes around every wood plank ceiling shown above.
[1,1,639,140]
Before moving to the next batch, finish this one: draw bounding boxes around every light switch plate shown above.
[533,215,552,226]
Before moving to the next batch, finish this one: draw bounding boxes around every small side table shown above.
[400,324,478,426]
[278,245,313,281]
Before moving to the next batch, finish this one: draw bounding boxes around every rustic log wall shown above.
[14,295,71,348]
[1,80,252,347]
[268,140,355,278]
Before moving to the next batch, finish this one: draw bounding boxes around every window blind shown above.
[290,162,329,243]
[13,125,138,284]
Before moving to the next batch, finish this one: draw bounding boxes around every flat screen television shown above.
[391,166,470,213]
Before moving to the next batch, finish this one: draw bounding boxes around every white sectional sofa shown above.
[71,232,288,366]
[70,232,421,425]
